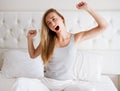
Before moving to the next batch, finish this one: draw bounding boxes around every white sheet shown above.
[41,76,118,91]
[0,72,49,91]
[12,77,50,91]
[91,76,118,91]
[0,72,16,91]
[0,71,118,91]
[74,76,118,91]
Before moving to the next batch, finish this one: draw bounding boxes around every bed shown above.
[0,11,119,91]
[0,71,117,91]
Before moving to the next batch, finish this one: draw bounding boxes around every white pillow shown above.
[74,50,103,82]
[1,50,44,78]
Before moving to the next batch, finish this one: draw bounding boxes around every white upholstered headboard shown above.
[0,10,120,74]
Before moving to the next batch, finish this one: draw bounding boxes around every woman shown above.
[27,1,108,91]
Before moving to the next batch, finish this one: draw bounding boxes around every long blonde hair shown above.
[40,8,65,64]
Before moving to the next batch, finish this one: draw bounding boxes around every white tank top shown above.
[44,34,77,80]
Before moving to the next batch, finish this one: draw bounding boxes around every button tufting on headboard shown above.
[0,11,120,50]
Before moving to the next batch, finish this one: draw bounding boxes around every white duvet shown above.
[11,77,50,91]
[0,72,118,91]
[0,72,16,91]
[0,72,49,91]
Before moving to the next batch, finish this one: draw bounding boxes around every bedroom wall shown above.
[0,0,120,11]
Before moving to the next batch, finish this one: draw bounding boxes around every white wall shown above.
[0,0,120,11]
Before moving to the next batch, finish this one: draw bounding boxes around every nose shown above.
[51,21,56,27]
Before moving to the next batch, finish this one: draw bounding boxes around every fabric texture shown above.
[45,35,77,80]
[74,50,103,82]
[11,77,50,91]
[1,50,44,78]
[41,77,96,91]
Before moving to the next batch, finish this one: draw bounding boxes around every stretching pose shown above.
[27,1,108,91]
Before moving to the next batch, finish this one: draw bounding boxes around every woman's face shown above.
[45,12,64,33]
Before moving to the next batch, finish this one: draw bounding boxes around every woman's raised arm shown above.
[74,1,108,43]
[27,30,41,58]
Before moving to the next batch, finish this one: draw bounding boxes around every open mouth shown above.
[55,26,59,31]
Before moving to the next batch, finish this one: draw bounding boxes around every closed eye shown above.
[47,21,51,26]
[52,17,56,21]
[46,16,56,26]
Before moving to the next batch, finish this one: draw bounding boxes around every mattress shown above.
[0,71,49,91]
[90,76,118,91]
[0,72,16,91]
[0,71,118,91]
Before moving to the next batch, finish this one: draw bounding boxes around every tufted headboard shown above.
[0,10,120,74]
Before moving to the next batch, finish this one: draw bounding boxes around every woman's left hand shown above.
[76,1,89,10]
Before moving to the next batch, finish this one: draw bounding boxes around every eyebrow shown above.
[46,16,55,24]
[50,16,55,19]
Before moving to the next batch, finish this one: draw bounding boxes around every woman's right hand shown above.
[27,30,37,39]
[76,1,89,11]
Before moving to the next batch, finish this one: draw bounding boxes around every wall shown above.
[0,0,120,11]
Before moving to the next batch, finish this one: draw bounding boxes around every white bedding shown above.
[0,72,16,91]
[0,71,49,91]
[0,71,118,91]
[43,76,117,91]
[91,76,118,91]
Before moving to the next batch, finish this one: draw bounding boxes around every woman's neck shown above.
[56,30,71,42]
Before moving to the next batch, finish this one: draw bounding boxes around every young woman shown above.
[27,1,108,91]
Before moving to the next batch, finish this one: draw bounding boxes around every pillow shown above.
[1,50,44,78]
[74,50,103,82]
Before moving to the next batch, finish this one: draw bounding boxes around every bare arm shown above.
[27,30,41,58]
[74,1,108,43]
